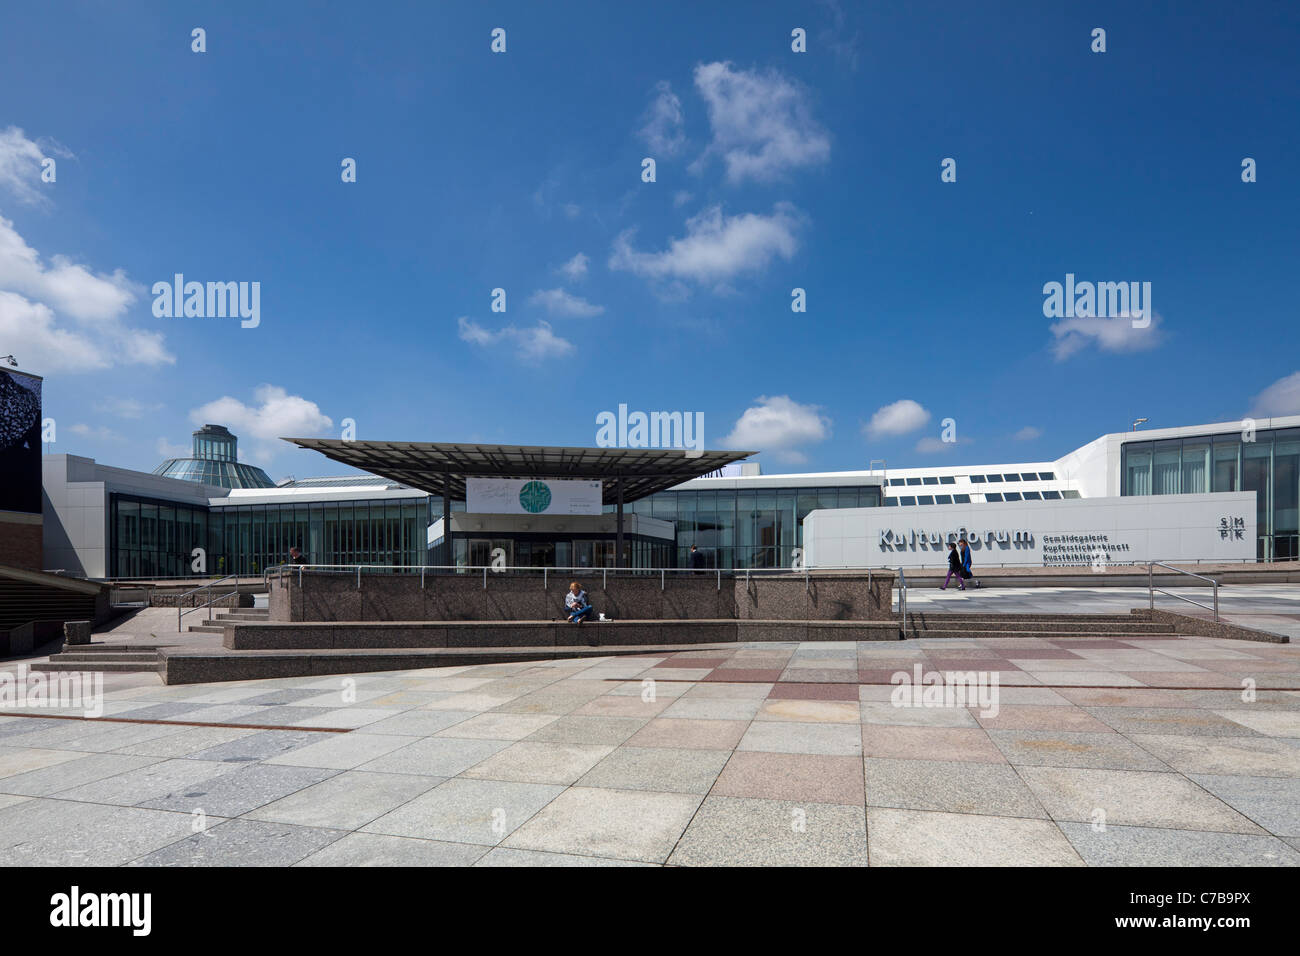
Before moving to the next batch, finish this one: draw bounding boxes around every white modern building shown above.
[33,414,1300,578]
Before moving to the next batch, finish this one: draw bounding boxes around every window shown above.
[939,476,956,484]
[922,476,938,485]
[969,475,986,483]
[1063,490,1081,498]
[905,477,921,486]
[1020,473,1038,481]
[986,474,1003,483]
[917,495,934,505]
[1023,491,1042,500]
[889,478,906,486]
[1038,472,1056,481]
[985,493,1003,502]
[885,497,899,506]
[1003,473,1021,482]
[1043,490,1062,500]
[953,494,971,504]
[1003,492,1023,501]
[900,496,916,506]
[1153,442,1181,494]
[935,494,952,504]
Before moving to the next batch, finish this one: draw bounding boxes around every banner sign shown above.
[467,477,603,516]
[0,369,42,515]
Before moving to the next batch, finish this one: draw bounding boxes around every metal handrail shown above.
[1148,562,1219,622]
[176,574,241,631]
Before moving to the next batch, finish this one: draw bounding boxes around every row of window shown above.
[886,471,1057,487]
[884,490,1081,506]
[1120,428,1300,561]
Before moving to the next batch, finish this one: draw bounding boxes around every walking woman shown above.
[942,542,966,590]
[959,537,980,588]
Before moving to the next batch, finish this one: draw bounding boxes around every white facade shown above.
[804,492,1257,569]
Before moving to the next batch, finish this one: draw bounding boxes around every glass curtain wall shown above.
[645,484,881,569]
[1121,427,1300,561]
[110,494,427,577]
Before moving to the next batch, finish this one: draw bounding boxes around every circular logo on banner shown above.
[519,481,552,514]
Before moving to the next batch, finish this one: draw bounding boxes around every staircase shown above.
[900,611,1176,640]
[185,607,270,633]
[37,644,165,674]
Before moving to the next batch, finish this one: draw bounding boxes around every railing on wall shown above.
[1148,562,1220,622]
[263,562,899,597]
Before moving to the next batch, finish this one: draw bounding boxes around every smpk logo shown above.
[519,481,552,513]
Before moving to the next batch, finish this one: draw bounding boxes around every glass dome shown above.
[151,424,276,489]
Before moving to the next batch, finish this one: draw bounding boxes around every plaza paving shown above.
[2,629,1300,866]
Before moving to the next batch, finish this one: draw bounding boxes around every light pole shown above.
[1131,418,1148,431]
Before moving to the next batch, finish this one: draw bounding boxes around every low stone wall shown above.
[267,570,894,624]
[1136,607,1290,644]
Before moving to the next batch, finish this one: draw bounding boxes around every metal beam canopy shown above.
[282,439,756,505]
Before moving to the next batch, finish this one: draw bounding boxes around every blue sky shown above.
[2,0,1298,481]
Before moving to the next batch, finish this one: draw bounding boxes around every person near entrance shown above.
[564,581,594,623]
[941,542,966,591]
[288,544,307,569]
[690,544,705,574]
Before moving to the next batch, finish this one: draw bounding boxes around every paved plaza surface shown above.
[901,584,1300,642]
[3,629,1300,866]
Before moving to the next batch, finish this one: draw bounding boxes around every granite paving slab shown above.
[577,746,729,795]
[863,757,1049,818]
[668,796,868,867]
[1058,822,1300,866]
[127,818,344,866]
[362,777,564,845]
[504,786,701,863]
[245,770,442,830]
[866,808,1083,866]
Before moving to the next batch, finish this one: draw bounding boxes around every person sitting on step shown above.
[564,581,594,623]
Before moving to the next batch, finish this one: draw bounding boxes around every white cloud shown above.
[724,395,830,463]
[639,81,685,156]
[691,62,830,183]
[0,215,172,372]
[673,190,694,208]
[1012,426,1042,441]
[69,423,121,441]
[156,437,190,458]
[189,385,333,457]
[914,436,969,454]
[0,126,72,207]
[1050,313,1162,360]
[609,202,803,288]
[558,252,589,281]
[528,287,604,318]
[457,316,574,364]
[95,397,162,419]
[1249,371,1300,417]
[562,203,581,219]
[864,399,930,439]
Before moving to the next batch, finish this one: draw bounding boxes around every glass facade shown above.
[627,484,882,569]
[150,424,275,489]
[110,494,426,577]
[1120,427,1300,561]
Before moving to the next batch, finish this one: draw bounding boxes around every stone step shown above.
[33,659,162,673]
[159,644,730,684]
[49,653,161,664]
[900,629,1180,641]
[187,625,225,634]
[903,620,1175,633]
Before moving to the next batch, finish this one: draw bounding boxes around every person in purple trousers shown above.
[941,542,966,590]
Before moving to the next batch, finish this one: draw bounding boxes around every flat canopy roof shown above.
[284,439,756,504]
